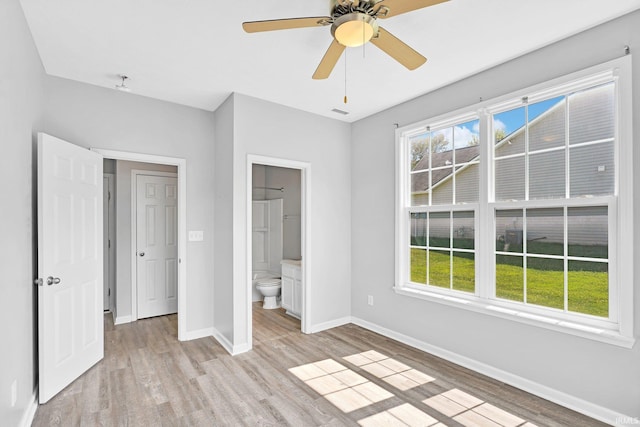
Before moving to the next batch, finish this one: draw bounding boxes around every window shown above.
[408,119,479,293]
[395,58,634,346]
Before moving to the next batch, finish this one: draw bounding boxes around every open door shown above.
[37,133,103,403]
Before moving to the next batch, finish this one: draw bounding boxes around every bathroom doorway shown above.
[247,155,310,343]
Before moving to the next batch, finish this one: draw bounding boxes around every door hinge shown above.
[108,288,111,296]
[108,191,111,201]
[34,278,43,286]
[108,239,111,248]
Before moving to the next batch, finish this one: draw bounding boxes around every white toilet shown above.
[256,278,282,309]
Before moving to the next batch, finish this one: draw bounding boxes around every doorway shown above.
[93,148,188,341]
[247,155,311,346]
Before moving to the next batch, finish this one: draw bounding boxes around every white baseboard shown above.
[19,388,38,427]
[114,314,132,325]
[351,316,632,426]
[309,316,352,333]
[182,327,214,341]
[212,328,251,355]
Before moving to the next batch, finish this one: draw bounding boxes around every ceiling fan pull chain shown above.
[344,48,348,104]
[362,14,366,58]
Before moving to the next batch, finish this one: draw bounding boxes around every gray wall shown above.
[0,0,44,424]
[213,95,235,343]
[351,10,640,417]
[42,75,216,334]
[215,93,352,349]
[103,158,116,174]
[114,160,177,321]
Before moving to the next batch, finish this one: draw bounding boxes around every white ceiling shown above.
[20,0,640,122]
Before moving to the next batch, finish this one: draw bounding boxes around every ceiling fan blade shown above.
[376,0,449,19]
[242,17,330,33]
[312,40,346,80]
[370,27,426,70]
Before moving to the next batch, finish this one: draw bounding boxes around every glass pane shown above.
[410,248,427,284]
[429,212,450,248]
[494,107,526,155]
[526,257,564,310]
[454,162,479,203]
[431,127,454,154]
[453,211,474,249]
[410,212,427,246]
[496,255,524,302]
[431,167,453,205]
[410,132,430,171]
[529,149,566,200]
[528,96,566,151]
[452,252,474,293]
[429,250,450,288]
[496,209,523,253]
[569,83,615,145]
[568,206,608,259]
[495,156,525,201]
[568,260,608,317]
[454,119,480,154]
[570,142,614,197]
[526,208,564,256]
[411,171,430,206]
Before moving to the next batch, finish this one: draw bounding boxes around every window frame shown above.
[395,56,634,347]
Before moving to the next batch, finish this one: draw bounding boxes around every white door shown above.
[136,174,178,319]
[37,133,103,404]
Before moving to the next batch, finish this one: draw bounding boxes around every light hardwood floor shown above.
[32,303,606,426]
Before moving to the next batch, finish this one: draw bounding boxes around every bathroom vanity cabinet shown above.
[281,260,301,319]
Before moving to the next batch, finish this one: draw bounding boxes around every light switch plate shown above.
[188,230,204,241]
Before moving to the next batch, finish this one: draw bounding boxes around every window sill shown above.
[393,285,635,349]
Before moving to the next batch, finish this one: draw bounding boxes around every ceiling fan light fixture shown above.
[332,13,377,47]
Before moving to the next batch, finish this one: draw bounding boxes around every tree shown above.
[411,133,457,169]
[411,137,429,169]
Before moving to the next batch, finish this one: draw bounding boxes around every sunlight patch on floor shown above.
[358,403,441,427]
[344,350,435,391]
[423,388,532,427]
[290,350,534,427]
[289,358,394,413]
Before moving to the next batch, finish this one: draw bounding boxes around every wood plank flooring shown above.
[32,303,607,426]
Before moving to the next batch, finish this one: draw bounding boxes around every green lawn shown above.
[410,249,608,317]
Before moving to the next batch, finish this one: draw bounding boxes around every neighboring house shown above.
[411,86,613,247]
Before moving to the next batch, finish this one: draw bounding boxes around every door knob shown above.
[46,276,61,286]
[139,252,145,257]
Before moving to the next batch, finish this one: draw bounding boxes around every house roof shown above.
[411,145,479,193]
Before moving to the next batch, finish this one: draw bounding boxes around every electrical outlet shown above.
[11,379,17,407]
[367,295,374,306]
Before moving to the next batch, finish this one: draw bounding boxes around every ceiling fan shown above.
[242,0,449,79]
